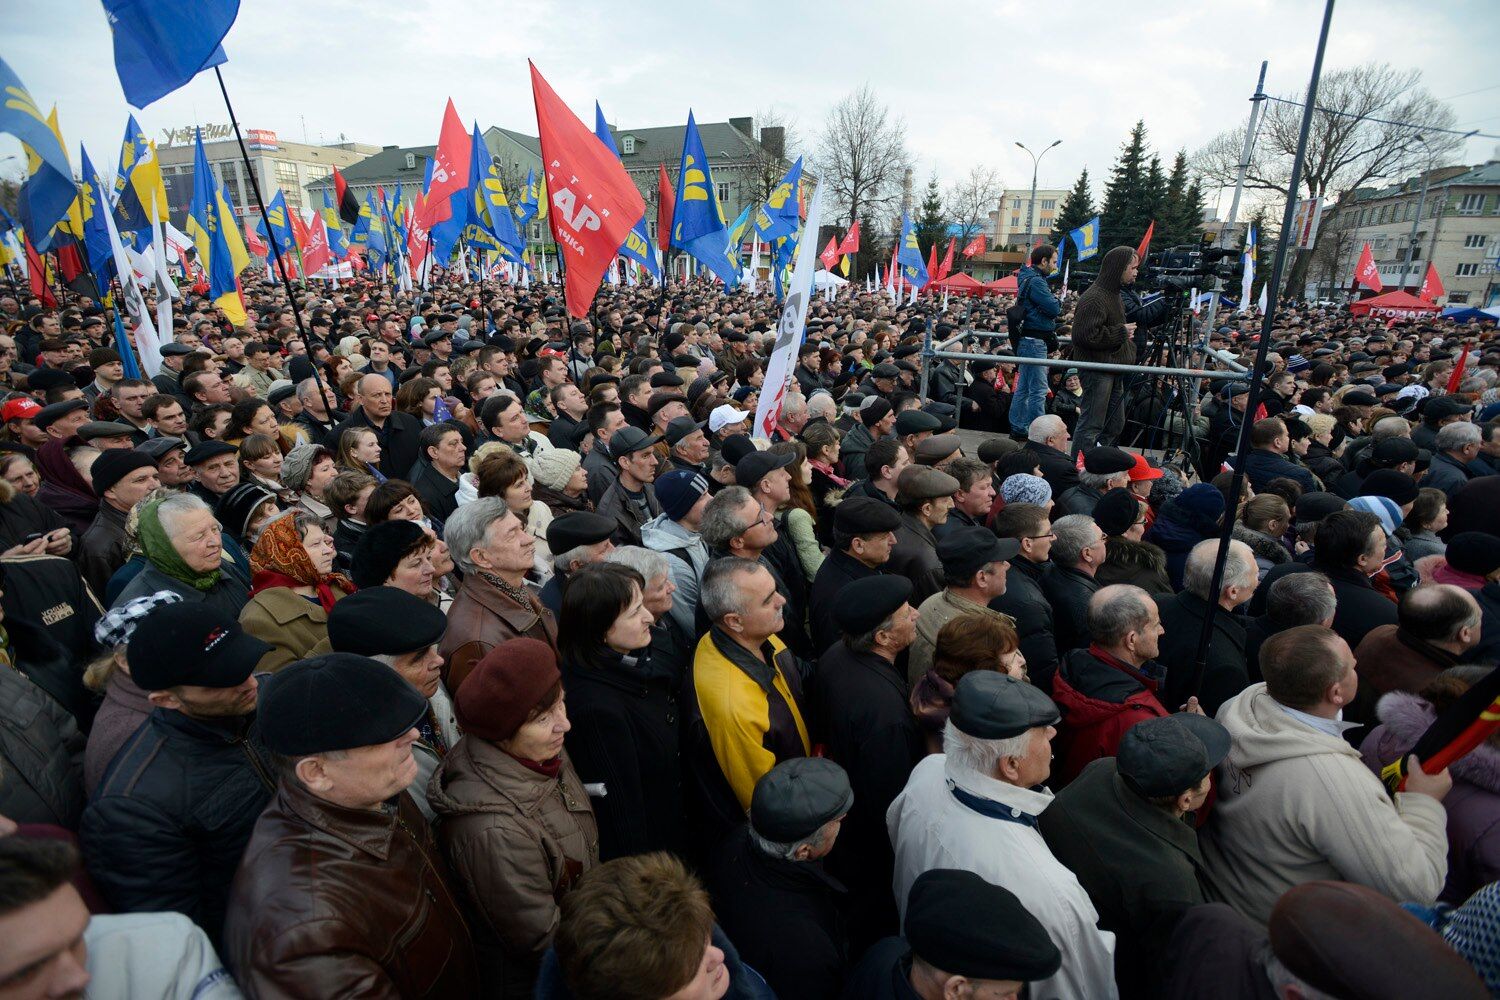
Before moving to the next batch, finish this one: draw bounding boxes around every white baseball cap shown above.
[709,404,750,434]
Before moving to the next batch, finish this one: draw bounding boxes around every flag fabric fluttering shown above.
[1240,225,1257,314]
[113,114,169,247]
[753,179,825,440]
[515,168,540,228]
[1354,242,1384,293]
[753,158,804,243]
[1136,220,1154,261]
[1446,345,1470,394]
[935,236,955,282]
[529,61,645,318]
[320,189,350,259]
[101,0,238,108]
[594,102,660,280]
[254,188,299,258]
[464,125,526,262]
[1,57,79,253]
[962,233,987,258]
[81,143,162,375]
[24,231,56,308]
[1070,216,1100,261]
[1419,261,1445,303]
[185,128,246,325]
[671,111,736,286]
[656,163,674,256]
[897,214,929,289]
[332,167,360,225]
[818,236,839,271]
[418,99,474,276]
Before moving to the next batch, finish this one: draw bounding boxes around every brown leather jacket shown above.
[428,737,598,999]
[439,572,557,693]
[223,780,479,999]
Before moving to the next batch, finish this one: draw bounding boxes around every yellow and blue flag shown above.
[216,181,250,274]
[723,204,751,282]
[355,191,389,267]
[594,102,660,281]
[320,189,350,259]
[78,146,115,280]
[253,188,298,257]
[753,157,802,242]
[102,0,238,108]
[2,56,79,253]
[114,116,170,247]
[185,128,245,325]
[464,125,525,260]
[671,111,735,286]
[514,169,540,229]
[1070,216,1100,261]
[897,213,928,288]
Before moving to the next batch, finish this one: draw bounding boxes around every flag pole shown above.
[210,66,335,418]
[1187,0,1336,702]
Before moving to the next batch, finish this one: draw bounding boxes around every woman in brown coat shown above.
[239,510,355,672]
[429,637,598,1000]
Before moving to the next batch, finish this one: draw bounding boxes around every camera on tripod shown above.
[1139,245,1243,293]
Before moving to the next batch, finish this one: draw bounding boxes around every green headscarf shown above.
[138,499,221,592]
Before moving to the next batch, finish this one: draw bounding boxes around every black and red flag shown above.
[333,168,360,225]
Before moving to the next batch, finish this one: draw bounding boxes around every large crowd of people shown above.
[1,241,1499,999]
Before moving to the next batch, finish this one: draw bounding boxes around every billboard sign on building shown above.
[246,129,278,151]
[1292,198,1323,250]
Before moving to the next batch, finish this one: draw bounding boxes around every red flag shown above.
[888,243,900,288]
[962,234,987,258]
[819,236,840,270]
[1419,261,1445,303]
[1354,242,1384,292]
[656,163,674,256]
[24,233,56,309]
[302,212,333,275]
[837,221,861,255]
[1136,220,1154,260]
[409,99,471,278]
[288,209,312,251]
[1447,345,1470,394]
[936,237,956,281]
[332,168,360,224]
[926,242,939,279]
[530,62,645,318]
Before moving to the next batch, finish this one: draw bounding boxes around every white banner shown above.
[100,191,162,377]
[753,180,825,440]
[1292,199,1323,250]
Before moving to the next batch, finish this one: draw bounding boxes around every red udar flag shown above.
[936,236,956,281]
[818,236,840,270]
[409,99,470,279]
[530,62,645,318]
[1136,220,1154,260]
[1354,242,1384,292]
[1419,261,1445,303]
[656,163,674,256]
[301,212,333,275]
[24,233,56,309]
[837,220,861,255]
[962,234,987,258]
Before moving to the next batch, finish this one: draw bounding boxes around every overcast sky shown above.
[4,0,1496,214]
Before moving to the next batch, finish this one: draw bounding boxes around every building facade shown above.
[1316,159,1500,306]
[989,188,1069,250]
[153,127,377,229]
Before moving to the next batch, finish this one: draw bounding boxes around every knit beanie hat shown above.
[1093,488,1141,538]
[453,638,561,743]
[1001,473,1051,507]
[350,519,430,589]
[1446,532,1500,578]
[1349,495,1400,536]
[280,444,331,492]
[531,447,582,492]
[860,398,893,427]
[1148,466,1186,509]
[654,469,709,522]
[1406,881,1500,994]
[1172,483,1225,524]
[1359,469,1419,508]
[217,483,278,544]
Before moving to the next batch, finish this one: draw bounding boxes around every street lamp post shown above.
[1016,139,1062,252]
[1399,135,1433,293]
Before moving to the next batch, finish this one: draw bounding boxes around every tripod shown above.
[1120,290,1204,473]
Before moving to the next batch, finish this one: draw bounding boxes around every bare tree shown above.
[813,85,913,230]
[745,106,801,204]
[1194,62,1460,294]
[945,165,1005,243]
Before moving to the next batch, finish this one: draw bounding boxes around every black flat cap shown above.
[33,398,89,430]
[834,575,913,636]
[327,586,447,657]
[894,409,942,437]
[1342,390,1379,407]
[871,363,900,379]
[936,526,1019,580]
[546,511,615,553]
[1118,712,1231,797]
[24,368,76,392]
[1424,395,1472,420]
[904,869,1062,983]
[735,449,796,488]
[664,416,707,447]
[893,344,921,359]
[650,371,685,389]
[607,425,660,458]
[1371,437,1419,467]
[751,757,853,843]
[159,342,195,356]
[977,437,1020,463]
[127,603,272,692]
[719,433,756,466]
[725,331,749,343]
[1295,491,1347,522]
[268,382,299,407]
[950,671,1059,739]
[421,327,452,345]
[1082,446,1135,475]
[78,420,138,442]
[833,496,901,535]
[136,436,187,461]
[184,440,237,465]
[259,652,431,756]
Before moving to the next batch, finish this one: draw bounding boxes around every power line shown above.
[1260,94,1500,141]
[1435,84,1500,102]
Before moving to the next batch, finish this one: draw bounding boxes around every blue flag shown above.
[753,157,803,242]
[1070,216,1100,261]
[514,168,539,228]
[187,129,241,319]
[896,213,928,288]
[464,125,525,260]
[79,146,116,280]
[594,102,660,280]
[321,189,350,259]
[253,189,298,256]
[102,0,238,108]
[671,111,735,286]
[1,57,78,252]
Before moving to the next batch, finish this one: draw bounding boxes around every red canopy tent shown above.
[1347,290,1442,320]
[926,273,989,296]
[984,275,1018,294]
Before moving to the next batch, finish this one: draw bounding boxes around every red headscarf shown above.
[248,513,355,613]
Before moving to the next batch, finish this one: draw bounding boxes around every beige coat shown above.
[238,585,351,673]
[907,589,1016,687]
[429,736,598,999]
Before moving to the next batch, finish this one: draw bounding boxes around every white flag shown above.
[749,236,761,294]
[151,216,173,340]
[99,187,162,377]
[753,180,825,441]
[1258,283,1268,315]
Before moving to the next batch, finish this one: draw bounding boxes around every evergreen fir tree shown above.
[1100,121,1151,253]
[1050,168,1096,251]
[914,176,947,257]
[1138,155,1166,252]
[1160,150,1195,249]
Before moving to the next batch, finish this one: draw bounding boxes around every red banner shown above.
[301,213,333,275]
[837,221,861,255]
[24,233,56,309]
[530,61,645,317]
[656,163,674,256]
[1136,220,1154,260]
[1354,242,1384,292]
[818,236,840,270]
[1419,261,1445,303]
[936,237,956,281]
[962,234,987,258]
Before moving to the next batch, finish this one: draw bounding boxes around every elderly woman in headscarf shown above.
[1001,472,1053,515]
[113,493,250,617]
[238,509,355,672]
[35,436,98,538]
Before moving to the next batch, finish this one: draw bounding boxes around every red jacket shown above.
[1049,646,1168,788]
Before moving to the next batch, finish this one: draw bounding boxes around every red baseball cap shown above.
[1127,452,1163,482]
[1,398,42,423]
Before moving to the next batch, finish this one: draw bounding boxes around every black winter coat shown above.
[80,708,276,945]
[322,407,424,480]
[1318,563,1399,652]
[1023,440,1080,497]
[1055,483,1104,517]
[0,487,69,552]
[408,458,461,522]
[808,550,882,656]
[989,557,1060,693]
[885,514,944,611]
[1153,591,1250,717]
[705,827,849,1000]
[1043,563,1101,658]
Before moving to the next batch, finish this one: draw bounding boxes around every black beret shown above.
[546,511,615,553]
[833,496,900,535]
[1424,395,1472,420]
[127,602,272,692]
[1371,437,1419,467]
[1447,532,1500,578]
[750,757,853,843]
[158,342,195,356]
[724,331,749,344]
[1117,712,1230,797]
[258,652,431,756]
[1295,491,1347,522]
[904,869,1062,982]
[1082,446,1135,475]
[893,344,921,359]
[834,575,913,636]
[327,586,447,656]
[349,519,430,589]
[1342,390,1379,407]
[650,371,685,389]
[936,526,1019,580]
[719,433,756,466]
[24,368,77,392]
[950,671,1059,739]
[33,398,89,430]
[90,449,157,496]
[735,449,796,488]
[1093,487,1142,537]
[77,420,138,442]
[183,440,237,465]
[894,409,942,436]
